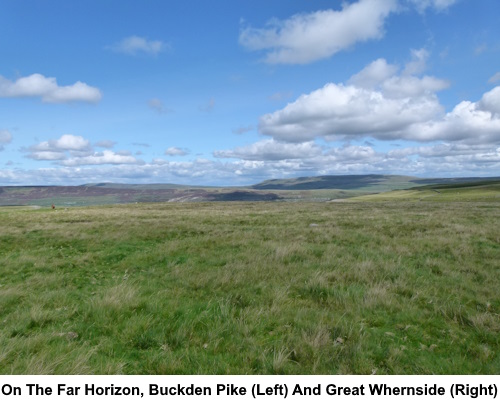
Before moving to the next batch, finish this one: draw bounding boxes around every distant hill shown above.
[351,179,500,202]
[2,175,500,206]
[82,182,203,190]
[0,185,280,206]
[252,174,420,191]
[251,174,500,191]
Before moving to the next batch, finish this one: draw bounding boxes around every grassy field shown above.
[0,200,499,374]
[352,180,500,202]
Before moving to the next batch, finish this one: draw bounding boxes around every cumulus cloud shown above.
[386,143,500,175]
[257,46,500,148]
[258,50,456,142]
[25,134,143,166]
[214,139,323,161]
[350,49,449,97]
[165,147,190,156]
[0,74,102,103]
[380,75,449,99]
[326,145,379,161]
[59,150,143,166]
[29,134,92,155]
[3,139,500,186]
[259,82,445,142]
[478,86,500,115]
[27,151,68,161]
[211,137,500,182]
[261,84,500,147]
[388,143,496,159]
[405,94,500,143]
[239,0,398,64]
[348,58,398,89]
[110,36,166,56]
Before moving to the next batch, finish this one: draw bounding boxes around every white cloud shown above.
[239,0,398,64]
[258,51,457,142]
[478,86,500,115]
[0,74,102,103]
[402,48,430,75]
[25,134,143,166]
[54,134,91,151]
[165,147,190,156]
[406,94,500,143]
[386,143,500,175]
[30,134,92,153]
[212,140,500,182]
[380,75,449,98]
[111,36,166,56]
[3,139,500,186]
[348,58,398,89]
[326,145,379,161]
[214,139,323,161]
[259,82,444,142]
[28,151,68,161]
[349,49,449,98]
[261,82,500,146]
[59,150,143,166]
[257,48,500,147]
[388,143,496,159]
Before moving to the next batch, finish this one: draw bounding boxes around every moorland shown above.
[0,177,499,374]
[3,174,499,206]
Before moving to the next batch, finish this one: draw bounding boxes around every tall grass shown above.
[0,201,498,374]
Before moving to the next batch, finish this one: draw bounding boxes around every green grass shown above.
[0,200,499,374]
[351,180,500,202]
[29,195,123,207]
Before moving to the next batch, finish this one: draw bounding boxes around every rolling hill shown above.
[1,175,499,206]
[351,178,500,202]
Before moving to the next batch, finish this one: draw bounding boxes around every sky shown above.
[1,0,499,186]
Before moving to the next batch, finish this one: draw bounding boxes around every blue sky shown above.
[1,0,499,185]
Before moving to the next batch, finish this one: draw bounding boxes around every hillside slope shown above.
[351,179,500,202]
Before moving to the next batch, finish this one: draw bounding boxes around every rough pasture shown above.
[0,201,498,374]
